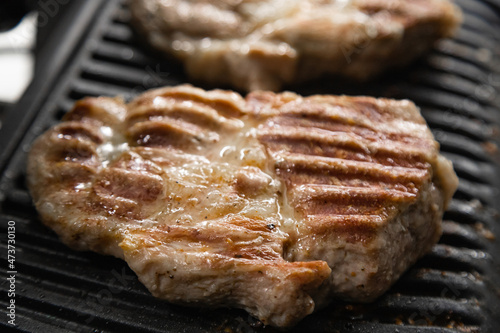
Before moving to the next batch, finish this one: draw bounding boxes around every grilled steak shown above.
[27,85,458,327]
[129,0,462,91]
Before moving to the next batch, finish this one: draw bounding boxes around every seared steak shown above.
[27,85,457,327]
[129,0,462,91]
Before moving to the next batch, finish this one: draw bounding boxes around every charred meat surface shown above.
[129,0,462,91]
[27,85,458,327]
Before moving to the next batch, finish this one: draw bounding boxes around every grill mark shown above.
[126,100,243,131]
[132,146,210,168]
[126,118,219,148]
[160,93,244,119]
[272,115,432,147]
[280,172,420,193]
[47,137,98,163]
[93,167,164,202]
[63,97,126,125]
[246,91,299,112]
[258,126,431,168]
[90,192,139,218]
[125,228,330,276]
[301,203,391,216]
[131,89,245,119]
[131,222,284,261]
[52,162,97,184]
[109,151,164,175]
[279,97,424,124]
[54,122,104,144]
[290,184,416,216]
[263,140,429,169]
[273,152,429,191]
[304,214,382,244]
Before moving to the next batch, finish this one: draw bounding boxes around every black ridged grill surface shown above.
[1,0,500,332]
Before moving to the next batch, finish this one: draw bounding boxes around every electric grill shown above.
[1,0,500,332]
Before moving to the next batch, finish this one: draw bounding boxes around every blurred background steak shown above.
[129,0,462,91]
